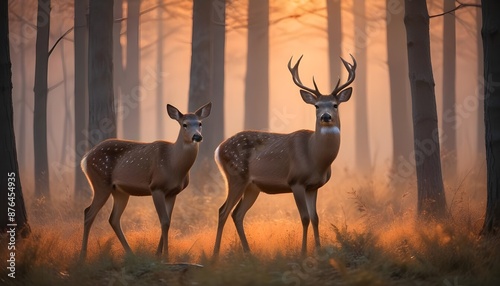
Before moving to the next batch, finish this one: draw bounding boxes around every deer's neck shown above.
[172,133,199,172]
[310,123,341,168]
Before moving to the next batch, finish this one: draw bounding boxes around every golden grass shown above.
[1,170,500,285]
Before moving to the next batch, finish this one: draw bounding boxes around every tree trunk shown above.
[476,7,485,156]
[156,0,165,139]
[441,0,457,177]
[387,0,413,186]
[74,0,90,200]
[188,0,212,121]
[404,0,447,219]
[18,7,27,169]
[353,0,372,174]
[122,0,141,140]
[327,0,342,90]
[113,0,124,138]
[0,0,31,236]
[188,0,213,181]
[33,0,51,199]
[88,0,117,146]
[244,0,269,131]
[480,0,500,236]
[208,0,225,162]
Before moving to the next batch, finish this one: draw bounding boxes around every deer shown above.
[79,102,211,260]
[213,55,356,255]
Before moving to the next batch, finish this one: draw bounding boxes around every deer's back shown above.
[83,139,173,188]
[217,130,313,179]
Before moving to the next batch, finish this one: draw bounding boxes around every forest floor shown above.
[1,169,500,285]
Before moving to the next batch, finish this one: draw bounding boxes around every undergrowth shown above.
[1,173,499,285]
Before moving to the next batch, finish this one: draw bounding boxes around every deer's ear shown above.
[167,104,183,121]
[300,90,317,105]
[337,87,352,103]
[195,102,212,119]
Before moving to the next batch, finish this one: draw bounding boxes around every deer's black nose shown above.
[320,113,332,123]
[192,134,203,142]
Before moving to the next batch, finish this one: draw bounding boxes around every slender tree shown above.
[476,7,485,156]
[387,0,413,186]
[327,0,342,90]
[441,0,457,177]
[113,0,124,137]
[188,0,216,176]
[480,0,500,235]
[122,0,141,140]
[74,0,90,200]
[404,0,447,218]
[244,0,269,131]
[209,0,226,159]
[88,0,117,146]
[33,0,51,198]
[156,0,165,138]
[0,0,30,236]
[188,0,212,135]
[353,0,372,174]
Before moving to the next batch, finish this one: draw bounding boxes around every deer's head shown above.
[288,55,356,132]
[167,102,212,143]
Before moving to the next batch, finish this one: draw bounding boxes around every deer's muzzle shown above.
[192,134,203,142]
[320,113,332,123]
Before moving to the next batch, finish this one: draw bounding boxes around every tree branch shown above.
[48,27,74,58]
[429,0,481,19]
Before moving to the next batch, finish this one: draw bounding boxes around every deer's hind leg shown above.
[81,179,112,259]
[231,184,260,252]
[214,177,249,255]
[109,190,132,253]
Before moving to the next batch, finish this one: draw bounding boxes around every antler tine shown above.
[312,76,322,95]
[332,54,357,95]
[288,55,322,97]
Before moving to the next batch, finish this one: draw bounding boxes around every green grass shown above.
[1,172,500,285]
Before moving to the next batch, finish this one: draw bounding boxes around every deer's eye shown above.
[333,104,338,109]
[314,104,319,109]
[199,123,202,127]
[183,123,187,128]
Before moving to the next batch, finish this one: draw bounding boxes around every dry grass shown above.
[1,169,500,285]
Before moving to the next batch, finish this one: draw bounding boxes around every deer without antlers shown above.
[80,102,211,260]
[213,55,356,255]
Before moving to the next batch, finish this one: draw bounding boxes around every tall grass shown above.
[1,171,499,285]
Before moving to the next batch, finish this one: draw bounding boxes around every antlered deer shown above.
[80,102,211,259]
[213,56,356,255]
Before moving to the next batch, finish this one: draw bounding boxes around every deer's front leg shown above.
[291,185,310,255]
[155,195,176,257]
[305,189,320,249]
[152,190,170,259]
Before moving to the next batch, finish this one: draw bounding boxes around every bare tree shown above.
[353,0,372,174]
[122,0,141,140]
[327,0,342,90]
[1,0,30,236]
[480,0,500,236]
[404,0,447,218]
[387,0,413,187]
[244,0,269,131]
[113,0,124,137]
[476,7,484,157]
[88,0,117,146]
[188,0,225,172]
[441,0,457,177]
[156,0,165,139]
[33,0,51,198]
[74,0,90,200]
[209,0,226,160]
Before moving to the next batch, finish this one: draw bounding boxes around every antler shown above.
[288,55,322,97]
[331,54,357,95]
